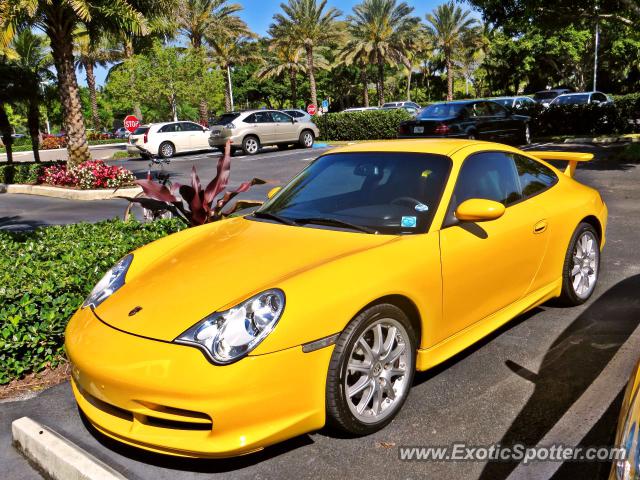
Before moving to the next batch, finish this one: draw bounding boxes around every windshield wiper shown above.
[293,217,378,234]
[252,211,297,226]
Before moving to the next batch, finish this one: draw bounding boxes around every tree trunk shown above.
[123,38,143,122]
[27,97,41,163]
[305,45,317,107]
[224,77,232,112]
[446,55,453,101]
[376,52,385,106]
[198,98,209,126]
[407,68,412,100]
[85,62,100,129]
[133,104,143,121]
[0,102,13,164]
[360,66,369,107]
[290,68,298,108]
[47,16,90,166]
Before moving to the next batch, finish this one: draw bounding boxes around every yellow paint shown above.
[65,139,608,457]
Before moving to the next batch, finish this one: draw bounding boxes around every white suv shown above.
[127,121,211,158]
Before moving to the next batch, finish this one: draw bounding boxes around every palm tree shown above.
[74,27,122,129]
[0,0,171,166]
[176,0,245,122]
[425,0,478,101]
[346,0,419,106]
[270,0,343,107]
[11,29,53,162]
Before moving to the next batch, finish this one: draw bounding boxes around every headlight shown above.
[82,254,133,309]
[175,289,285,364]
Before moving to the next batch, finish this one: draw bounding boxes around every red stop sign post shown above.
[124,115,140,132]
[307,104,317,116]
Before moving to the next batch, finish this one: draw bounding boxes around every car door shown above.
[159,123,185,151]
[485,102,519,140]
[437,151,550,343]
[181,122,208,150]
[271,111,297,143]
[467,102,494,139]
[248,111,276,144]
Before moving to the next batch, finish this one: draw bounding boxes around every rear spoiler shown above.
[526,151,594,178]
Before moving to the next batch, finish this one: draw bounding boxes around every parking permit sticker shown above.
[415,203,429,212]
[401,216,417,228]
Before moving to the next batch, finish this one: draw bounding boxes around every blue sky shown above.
[87,0,474,86]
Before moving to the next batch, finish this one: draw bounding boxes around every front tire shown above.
[558,222,600,306]
[326,304,416,435]
[299,130,314,148]
[158,142,175,159]
[520,123,531,145]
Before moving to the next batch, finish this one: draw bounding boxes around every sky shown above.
[87,0,475,86]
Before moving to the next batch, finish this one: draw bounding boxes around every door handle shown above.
[533,220,548,234]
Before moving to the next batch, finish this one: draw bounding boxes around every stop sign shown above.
[124,115,140,133]
[307,104,317,115]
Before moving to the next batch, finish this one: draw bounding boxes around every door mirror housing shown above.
[455,198,505,222]
[267,186,282,199]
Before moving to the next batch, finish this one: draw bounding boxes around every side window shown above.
[254,112,273,123]
[487,102,507,117]
[453,152,522,209]
[245,114,256,123]
[592,92,607,103]
[513,154,558,198]
[271,111,291,122]
[160,123,180,133]
[181,122,202,131]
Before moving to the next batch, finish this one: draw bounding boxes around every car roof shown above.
[555,92,593,97]
[325,139,523,159]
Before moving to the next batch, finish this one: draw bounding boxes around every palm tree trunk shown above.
[290,68,298,107]
[305,45,317,107]
[407,68,412,101]
[360,66,369,107]
[27,97,41,163]
[224,75,232,112]
[85,62,100,129]
[376,52,385,105]
[123,38,143,122]
[446,55,453,101]
[198,99,209,126]
[47,18,90,166]
[0,102,13,164]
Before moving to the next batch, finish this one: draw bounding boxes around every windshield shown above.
[552,94,589,105]
[255,152,452,234]
[418,103,465,119]
[211,113,241,126]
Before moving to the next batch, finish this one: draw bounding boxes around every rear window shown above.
[132,127,149,135]
[211,113,240,126]
[419,103,465,119]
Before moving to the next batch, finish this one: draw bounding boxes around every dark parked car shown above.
[533,88,572,107]
[398,100,531,145]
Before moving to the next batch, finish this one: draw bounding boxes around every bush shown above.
[0,162,63,184]
[316,109,412,141]
[39,160,136,189]
[41,136,67,150]
[0,219,185,384]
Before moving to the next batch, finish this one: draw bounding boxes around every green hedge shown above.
[0,219,185,384]
[0,161,63,184]
[316,109,412,141]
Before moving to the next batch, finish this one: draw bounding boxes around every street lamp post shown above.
[593,4,600,92]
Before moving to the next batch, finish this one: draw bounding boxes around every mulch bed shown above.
[0,363,70,401]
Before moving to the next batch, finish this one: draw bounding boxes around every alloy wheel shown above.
[344,318,410,423]
[244,138,259,154]
[571,231,599,299]
[303,132,313,147]
[160,143,174,158]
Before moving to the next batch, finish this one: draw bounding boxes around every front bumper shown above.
[65,307,332,457]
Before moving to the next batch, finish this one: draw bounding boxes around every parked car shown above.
[208,109,320,155]
[343,107,380,113]
[114,127,130,139]
[611,358,640,480]
[382,101,421,110]
[66,139,606,458]
[398,100,531,145]
[489,96,536,110]
[127,121,211,159]
[533,88,572,107]
[281,108,313,123]
[11,133,26,139]
[549,91,611,106]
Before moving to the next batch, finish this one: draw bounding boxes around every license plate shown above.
[413,126,424,134]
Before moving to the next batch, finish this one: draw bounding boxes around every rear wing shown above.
[526,151,594,178]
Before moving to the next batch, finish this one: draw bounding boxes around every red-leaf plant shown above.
[123,140,266,226]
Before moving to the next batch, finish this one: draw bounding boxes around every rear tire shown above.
[299,130,314,148]
[326,303,416,435]
[158,142,175,159]
[520,124,531,145]
[467,131,477,140]
[242,135,260,155]
[558,222,600,306]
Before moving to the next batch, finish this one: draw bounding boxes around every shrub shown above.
[39,160,136,189]
[41,136,67,150]
[0,162,63,184]
[0,219,185,384]
[315,109,412,141]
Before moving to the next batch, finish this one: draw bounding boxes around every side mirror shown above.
[455,198,505,222]
[267,186,282,199]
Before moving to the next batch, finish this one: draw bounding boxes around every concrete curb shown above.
[12,417,128,480]
[3,184,142,201]
[565,135,640,144]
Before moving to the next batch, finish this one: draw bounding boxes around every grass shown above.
[0,138,123,154]
[619,143,640,162]
[111,151,134,160]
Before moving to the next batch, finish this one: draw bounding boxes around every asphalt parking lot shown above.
[1,142,639,479]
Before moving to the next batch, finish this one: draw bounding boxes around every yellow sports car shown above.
[65,139,607,458]
[612,359,640,479]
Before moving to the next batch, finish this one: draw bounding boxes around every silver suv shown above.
[208,110,320,155]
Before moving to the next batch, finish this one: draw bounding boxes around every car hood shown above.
[94,217,396,342]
